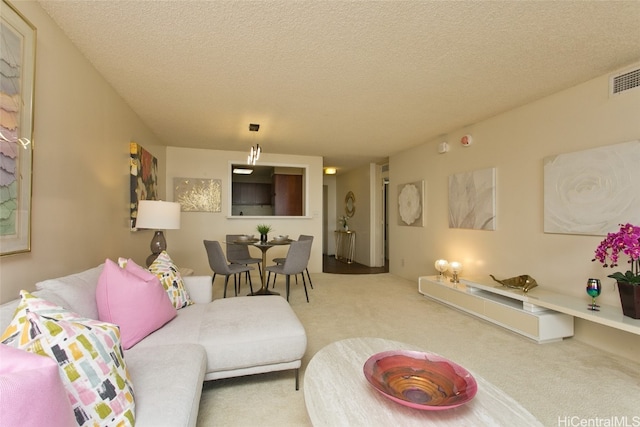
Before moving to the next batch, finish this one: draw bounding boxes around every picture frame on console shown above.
[0,0,36,256]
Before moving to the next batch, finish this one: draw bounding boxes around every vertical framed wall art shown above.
[173,178,222,212]
[398,181,424,227]
[130,142,158,230]
[544,140,640,236]
[0,0,36,256]
[448,167,496,230]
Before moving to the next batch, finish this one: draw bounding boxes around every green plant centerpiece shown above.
[593,223,640,318]
[256,224,272,243]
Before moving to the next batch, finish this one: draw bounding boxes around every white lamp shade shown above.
[449,261,463,273]
[434,259,449,272]
[136,200,181,230]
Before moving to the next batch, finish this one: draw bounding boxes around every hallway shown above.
[322,255,389,274]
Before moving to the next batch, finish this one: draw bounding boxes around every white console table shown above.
[334,230,355,264]
[419,275,640,343]
[419,276,574,343]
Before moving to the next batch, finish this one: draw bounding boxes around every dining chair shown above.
[226,234,262,282]
[272,235,314,289]
[203,240,254,297]
[266,239,312,303]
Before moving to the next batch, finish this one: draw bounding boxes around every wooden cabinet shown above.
[232,183,272,206]
[273,174,302,216]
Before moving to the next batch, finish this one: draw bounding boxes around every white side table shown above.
[178,267,194,277]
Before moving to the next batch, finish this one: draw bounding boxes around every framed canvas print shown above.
[397,181,424,227]
[174,178,222,212]
[544,140,640,236]
[448,168,496,230]
[130,142,158,230]
[0,0,36,256]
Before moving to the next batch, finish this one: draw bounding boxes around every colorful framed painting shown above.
[544,140,640,236]
[173,178,222,212]
[130,142,158,230]
[0,0,36,256]
[398,181,425,227]
[448,168,496,230]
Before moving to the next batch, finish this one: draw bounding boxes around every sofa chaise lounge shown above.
[0,263,307,427]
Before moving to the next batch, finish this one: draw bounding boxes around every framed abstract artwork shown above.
[0,1,36,256]
[397,181,424,227]
[173,178,222,212]
[130,142,158,230]
[448,168,496,230]
[544,140,640,236]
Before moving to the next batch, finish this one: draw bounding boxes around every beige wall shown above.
[0,2,164,303]
[165,147,324,276]
[389,64,640,359]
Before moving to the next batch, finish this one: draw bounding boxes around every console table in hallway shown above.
[334,230,355,264]
[304,337,542,426]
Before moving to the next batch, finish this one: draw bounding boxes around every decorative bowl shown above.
[237,235,249,241]
[273,235,288,242]
[363,350,477,410]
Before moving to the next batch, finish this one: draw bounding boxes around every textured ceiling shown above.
[37,1,640,173]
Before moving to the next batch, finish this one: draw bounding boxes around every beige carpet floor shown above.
[196,273,640,427]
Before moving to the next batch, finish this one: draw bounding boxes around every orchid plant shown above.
[339,215,349,229]
[593,223,640,285]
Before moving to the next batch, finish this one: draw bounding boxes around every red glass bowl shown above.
[363,350,478,410]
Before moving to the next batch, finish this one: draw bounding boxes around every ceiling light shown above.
[324,167,337,175]
[233,168,254,174]
[247,123,261,165]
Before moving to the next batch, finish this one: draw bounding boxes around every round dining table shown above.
[234,238,292,296]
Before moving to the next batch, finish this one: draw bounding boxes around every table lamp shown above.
[136,200,181,266]
[449,261,463,283]
[434,259,449,281]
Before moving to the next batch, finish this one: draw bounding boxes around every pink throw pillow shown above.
[96,258,176,349]
[0,344,76,427]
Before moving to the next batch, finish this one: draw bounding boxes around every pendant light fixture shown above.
[247,123,261,165]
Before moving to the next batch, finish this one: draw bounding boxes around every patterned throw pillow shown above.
[0,290,71,346]
[1,291,135,427]
[148,251,193,309]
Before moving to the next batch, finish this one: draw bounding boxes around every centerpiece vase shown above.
[617,281,640,319]
[260,233,268,243]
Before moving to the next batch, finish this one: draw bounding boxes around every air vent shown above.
[610,68,640,95]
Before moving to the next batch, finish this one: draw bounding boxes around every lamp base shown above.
[145,253,160,267]
[145,230,167,267]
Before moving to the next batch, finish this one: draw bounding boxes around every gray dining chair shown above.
[204,240,254,297]
[272,235,314,289]
[226,234,262,282]
[266,239,312,302]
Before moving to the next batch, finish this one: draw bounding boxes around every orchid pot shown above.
[593,223,640,319]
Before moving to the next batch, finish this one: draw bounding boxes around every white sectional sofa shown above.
[0,264,307,427]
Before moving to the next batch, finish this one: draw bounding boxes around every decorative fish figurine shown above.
[489,274,538,293]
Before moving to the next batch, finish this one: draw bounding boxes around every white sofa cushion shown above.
[35,264,104,319]
[124,344,206,427]
[199,296,307,374]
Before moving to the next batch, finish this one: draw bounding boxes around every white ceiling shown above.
[37,1,640,173]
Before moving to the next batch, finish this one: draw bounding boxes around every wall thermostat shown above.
[438,141,449,154]
[461,134,473,147]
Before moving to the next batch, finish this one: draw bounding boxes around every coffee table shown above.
[304,337,543,426]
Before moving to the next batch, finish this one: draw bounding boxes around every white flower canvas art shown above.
[543,140,640,236]
[448,168,496,230]
[397,181,424,227]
